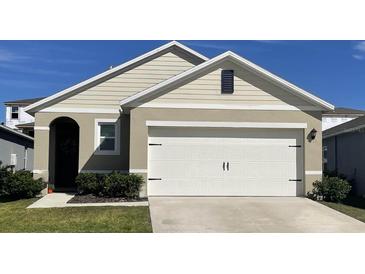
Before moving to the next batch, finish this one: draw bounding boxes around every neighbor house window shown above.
[323,145,328,171]
[11,106,19,120]
[221,70,234,94]
[323,146,328,163]
[94,119,120,155]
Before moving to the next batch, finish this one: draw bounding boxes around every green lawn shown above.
[321,196,365,223]
[0,198,152,232]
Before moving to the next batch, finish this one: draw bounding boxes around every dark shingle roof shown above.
[4,97,45,105]
[324,107,365,116]
[16,122,34,128]
[323,115,365,138]
[0,124,34,141]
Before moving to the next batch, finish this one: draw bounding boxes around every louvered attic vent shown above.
[221,70,234,94]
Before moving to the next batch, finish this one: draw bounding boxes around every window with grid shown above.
[11,106,19,119]
[99,123,116,151]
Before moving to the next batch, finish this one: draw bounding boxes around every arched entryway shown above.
[49,117,80,191]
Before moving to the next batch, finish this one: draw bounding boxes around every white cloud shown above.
[352,54,365,60]
[0,49,30,62]
[183,41,233,51]
[352,41,365,60]
[354,41,365,52]
[254,40,284,44]
[0,62,72,76]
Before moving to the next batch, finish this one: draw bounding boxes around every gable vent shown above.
[221,70,234,94]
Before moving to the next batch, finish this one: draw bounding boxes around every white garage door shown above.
[148,127,304,196]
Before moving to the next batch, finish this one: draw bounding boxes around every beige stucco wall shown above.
[33,108,322,197]
[33,112,130,183]
[129,107,323,195]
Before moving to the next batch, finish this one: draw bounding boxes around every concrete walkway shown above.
[27,193,149,208]
[149,197,365,233]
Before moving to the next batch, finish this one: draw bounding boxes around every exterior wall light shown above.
[309,128,317,141]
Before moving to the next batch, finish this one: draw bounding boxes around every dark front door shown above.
[54,118,79,190]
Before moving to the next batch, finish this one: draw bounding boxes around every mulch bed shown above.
[67,194,148,204]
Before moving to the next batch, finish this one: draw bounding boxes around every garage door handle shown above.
[227,162,229,171]
[223,162,226,171]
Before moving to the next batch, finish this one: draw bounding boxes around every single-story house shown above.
[0,124,34,170]
[323,116,365,196]
[322,107,365,131]
[24,41,334,196]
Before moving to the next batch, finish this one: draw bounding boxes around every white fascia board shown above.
[172,41,209,61]
[121,51,334,111]
[24,41,208,114]
[146,120,308,129]
[0,125,34,141]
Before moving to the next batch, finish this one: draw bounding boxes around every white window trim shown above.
[94,118,120,155]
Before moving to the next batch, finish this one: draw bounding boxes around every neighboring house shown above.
[0,124,34,171]
[4,97,44,137]
[322,107,365,131]
[24,41,334,196]
[323,116,365,196]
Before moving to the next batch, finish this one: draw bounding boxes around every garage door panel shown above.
[148,127,303,196]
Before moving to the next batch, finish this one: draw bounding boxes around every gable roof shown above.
[24,41,208,115]
[0,124,34,141]
[323,107,365,116]
[323,115,365,139]
[4,97,45,106]
[120,51,334,111]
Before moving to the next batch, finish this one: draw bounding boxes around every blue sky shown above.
[1,40,365,122]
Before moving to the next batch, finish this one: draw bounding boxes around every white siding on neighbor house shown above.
[322,116,357,131]
[5,106,35,129]
[51,52,195,110]
[147,61,316,108]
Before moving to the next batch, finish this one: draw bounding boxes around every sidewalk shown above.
[27,193,149,208]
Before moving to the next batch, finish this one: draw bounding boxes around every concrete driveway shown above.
[149,197,365,232]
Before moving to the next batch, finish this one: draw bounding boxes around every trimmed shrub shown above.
[76,172,144,198]
[75,173,99,195]
[101,172,127,197]
[1,170,44,199]
[307,176,351,202]
[124,174,143,199]
[0,162,12,196]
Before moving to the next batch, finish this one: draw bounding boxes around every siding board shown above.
[53,52,195,110]
[150,62,314,108]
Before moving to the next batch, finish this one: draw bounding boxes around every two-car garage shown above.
[147,121,305,197]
